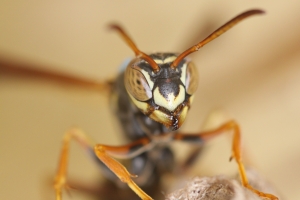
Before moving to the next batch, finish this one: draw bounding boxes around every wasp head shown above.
[124,53,198,130]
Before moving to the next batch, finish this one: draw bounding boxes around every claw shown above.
[130,173,138,178]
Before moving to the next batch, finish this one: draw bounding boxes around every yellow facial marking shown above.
[149,110,172,127]
[180,63,187,86]
[153,85,185,111]
[178,105,189,128]
[163,56,177,64]
[140,69,154,89]
[128,93,149,114]
[153,59,163,64]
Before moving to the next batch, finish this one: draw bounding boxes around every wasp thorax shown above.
[124,53,199,130]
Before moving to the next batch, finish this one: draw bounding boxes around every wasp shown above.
[0,9,278,200]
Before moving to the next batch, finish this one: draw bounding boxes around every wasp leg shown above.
[94,137,154,200]
[173,120,278,200]
[0,58,114,92]
[54,129,154,200]
[178,146,204,173]
[54,128,95,200]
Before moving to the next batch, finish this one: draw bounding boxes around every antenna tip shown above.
[246,9,266,15]
[107,23,122,31]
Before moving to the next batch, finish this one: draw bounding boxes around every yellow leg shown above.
[54,128,153,200]
[53,129,94,200]
[94,137,153,200]
[174,120,278,200]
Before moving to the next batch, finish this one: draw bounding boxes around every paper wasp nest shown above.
[165,168,281,200]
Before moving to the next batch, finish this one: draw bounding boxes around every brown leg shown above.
[177,146,204,173]
[54,128,94,200]
[94,137,154,200]
[54,128,154,200]
[0,58,114,92]
[174,120,278,200]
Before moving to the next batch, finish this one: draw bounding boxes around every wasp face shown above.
[125,53,198,130]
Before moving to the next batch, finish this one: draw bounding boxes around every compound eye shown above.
[125,66,152,101]
[185,62,199,95]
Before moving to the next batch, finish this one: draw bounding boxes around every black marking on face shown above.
[157,78,180,99]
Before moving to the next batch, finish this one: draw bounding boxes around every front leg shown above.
[174,120,278,200]
[94,138,154,200]
[54,128,94,200]
[54,128,154,200]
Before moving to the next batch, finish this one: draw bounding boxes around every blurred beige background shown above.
[1,1,300,200]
